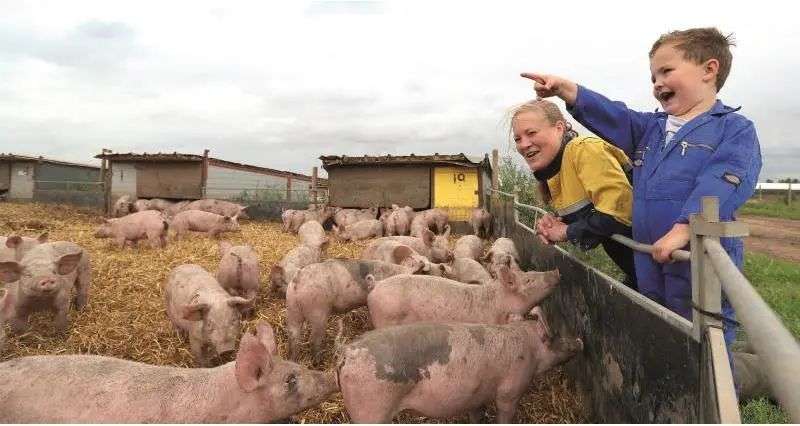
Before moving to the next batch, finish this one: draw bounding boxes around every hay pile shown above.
[0,202,585,423]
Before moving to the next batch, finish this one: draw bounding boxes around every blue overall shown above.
[567,85,762,348]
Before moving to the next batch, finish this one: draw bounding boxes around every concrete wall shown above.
[0,163,10,191]
[205,165,288,200]
[111,162,137,198]
[9,162,34,199]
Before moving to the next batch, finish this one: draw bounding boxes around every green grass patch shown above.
[741,398,790,424]
[740,198,800,220]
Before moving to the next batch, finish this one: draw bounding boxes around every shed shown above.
[320,153,492,221]
[0,153,101,205]
[94,151,318,203]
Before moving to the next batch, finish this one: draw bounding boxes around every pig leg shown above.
[73,266,90,311]
[8,311,30,334]
[469,408,486,423]
[286,302,305,361]
[53,295,71,333]
[114,235,127,249]
[308,308,331,366]
[340,377,399,423]
[495,381,524,424]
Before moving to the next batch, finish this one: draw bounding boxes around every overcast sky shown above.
[1,1,798,180]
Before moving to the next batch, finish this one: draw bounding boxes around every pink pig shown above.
[216,241,261,307]
[453,235,484,261]
[0,232,48,261]
[332,219,383,241]
[170,210,240,239]
[94,210,169,248]
[469,207,493,239]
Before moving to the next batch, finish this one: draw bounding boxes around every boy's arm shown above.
[520,73,653,155]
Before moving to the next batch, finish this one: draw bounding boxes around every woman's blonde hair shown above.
[509,99,578,203]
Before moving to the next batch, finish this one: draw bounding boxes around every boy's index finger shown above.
[520,72,546,84]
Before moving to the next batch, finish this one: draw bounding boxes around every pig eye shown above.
[285,373,297,389]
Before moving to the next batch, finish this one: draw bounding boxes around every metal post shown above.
[101,148,112,215]
[491,149,499,212]
[788,182,793,207]
[201,149,209,198]
[311,167,318,207]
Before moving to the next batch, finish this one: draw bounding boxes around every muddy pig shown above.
[171,210,240,239]
[417,208,449,235]
[94,210,169,248]
[0,242,90,351]
[281,208,298,232]
[217,242,260,308]
[333,219,383,242]
[0,322,338,423]
[298,220,329,248]
[452,257,493,285]
[270,245,324,295]
[164,264,253,366]
[337,318,582,423]
[111,194,134,218]
[453,235,483,261]
[368,265,560,329]
[0,232,48,261]
[483,237,521,274]
[470,207,493,239]
[286,259,424,364]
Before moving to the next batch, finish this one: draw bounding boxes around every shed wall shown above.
[205,165,288,200]
[328,166,431,208]
[0,163,9,191]
[136,162,202,199]
[111,162,137,198]
[34,163,100,188]
[9,162,34,199]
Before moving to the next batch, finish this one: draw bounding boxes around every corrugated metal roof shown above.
[0,153,100,170]
[94,151,321,182]
[319,153,491,171]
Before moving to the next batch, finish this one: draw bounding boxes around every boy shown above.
[521,28,762,349]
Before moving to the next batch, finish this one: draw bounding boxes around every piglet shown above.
[94,210,169,248]
[297,220,329,248]
[385,228,453,264]
[368,264,559,329]
[184,199,250,220]
[361,239,452,278]
[171,210,240,240]
[338,318,582,423]
[452,257,493,285]
[470,207,493,239]
[0,232,48,261]
[270,245,323,296]
[111,195,134,218]
[453,235,483,261]
[0,322,338,423]
[484,237,522,274]
[164,264,253,366]
[133,199,152,212]
[286,259,424,364]
[216,242,260,308]
[333,219,383,242]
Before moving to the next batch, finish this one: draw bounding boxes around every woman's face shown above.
[513,110,564,172]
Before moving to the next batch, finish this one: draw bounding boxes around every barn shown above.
[319,153,492,221]
[95,151,319,205]
[0,153,102,206]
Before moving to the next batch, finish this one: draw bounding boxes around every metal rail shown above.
[705,238,800,420]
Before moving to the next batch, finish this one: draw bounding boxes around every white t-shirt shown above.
[664,115,687,148]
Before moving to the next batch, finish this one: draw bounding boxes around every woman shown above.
[511,99,638,290]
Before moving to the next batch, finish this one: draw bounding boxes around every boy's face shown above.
[513,110,564,172]
[650,43,717,118]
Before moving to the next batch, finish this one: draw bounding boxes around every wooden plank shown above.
[136,162,202,199]
[708,327,741,423]
[328,166,431,208]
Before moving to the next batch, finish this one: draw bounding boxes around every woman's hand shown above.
[536,214,568,244]
[520,73,578,105]
[652,223,690,263]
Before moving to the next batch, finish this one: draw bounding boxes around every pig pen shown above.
[0,202,584,423]
[490,194,702,423]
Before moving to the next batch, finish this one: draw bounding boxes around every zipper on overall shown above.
[680,141,714,156]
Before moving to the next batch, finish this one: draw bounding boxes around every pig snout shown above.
[35,276,60,294]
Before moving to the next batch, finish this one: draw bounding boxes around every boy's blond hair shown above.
[649,27,736,92]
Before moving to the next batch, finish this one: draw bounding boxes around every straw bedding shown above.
[0,202,585,423]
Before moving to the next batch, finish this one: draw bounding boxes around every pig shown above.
[184,199,250,220]
[361,239,453,278]
[383,228,453,264]
[0,322,338,423]
[0,232,48,261]
[111,194,134,217]
[734,352,772,402]
[0,242,90,350]
[133,198,152,212]
[484,237,522,274]
[286,258,425,364]
[164,200,191,217]
[409,213,433,237]
[94,210,169,248]
[145,198,175,212]
[419,208,450,235]
[269,245,324,295]
[164,264,253,366]
[281,208,298,232]
[333,219,383,242]
[452,257,493,285]
[383,205,412,236]
[170,210,240,240]
[335,207,378,228]
[453,235,484,261]
[470,207,493,239]
[337,318,583,423]
[297,220,329,248]
[367,264,560,329]
[217,241,260,305]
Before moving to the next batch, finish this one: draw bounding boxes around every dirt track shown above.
[741,216,800,264]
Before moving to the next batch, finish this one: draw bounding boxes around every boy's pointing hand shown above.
[520,73,578,105]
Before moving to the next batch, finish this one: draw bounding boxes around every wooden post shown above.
[788,182,793,207]
[286,175,292,202]
[201,149,210,199]
[100,150,108,214]
[101,148,112,215]
[491,149,499,211]
[311,167,318,207]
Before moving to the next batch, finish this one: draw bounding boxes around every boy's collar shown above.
[653,99,742,117]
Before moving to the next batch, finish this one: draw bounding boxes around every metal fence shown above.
[490,189,800,423]
[32,180,104,209]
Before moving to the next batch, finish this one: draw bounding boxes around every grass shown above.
[561,244,799,424]
[740,197,800,220]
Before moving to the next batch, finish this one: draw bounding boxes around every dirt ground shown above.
[0,202,583,424]
[740,215,800,264]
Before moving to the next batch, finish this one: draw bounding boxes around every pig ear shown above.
[5,236,22,249]
[228,296,255,314]
[0,261,22,283]
[56,251,83,275]
[36,231,49,243]
[392,245,413,264]
[497,265,518,290]
[235,328,274,393]
[421,229,434,247]
[443,225,451,238]
[181,303,210,321]
[254,322,278,355]
[218,241,233,256]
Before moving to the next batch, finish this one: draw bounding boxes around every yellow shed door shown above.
[433,167,479,221]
